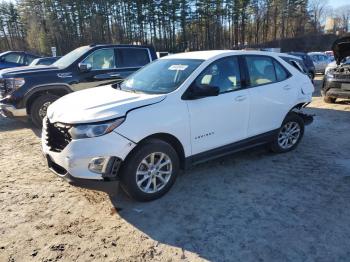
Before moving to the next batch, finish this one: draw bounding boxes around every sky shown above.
[329,0,350,9]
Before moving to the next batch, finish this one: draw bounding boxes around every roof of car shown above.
[308,52,327,55]
[36,56,61,60]
[161,50,282,60]
[279,53,303,61]
[0,50,38,55]
[287,52,308,55]
[89,44,154,49]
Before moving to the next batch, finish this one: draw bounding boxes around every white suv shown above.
[42,50,314,201]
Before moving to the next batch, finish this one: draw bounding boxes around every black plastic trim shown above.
[185,129,278,167]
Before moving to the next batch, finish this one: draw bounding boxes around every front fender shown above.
[22,84,73,110]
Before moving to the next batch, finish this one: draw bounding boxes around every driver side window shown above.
[83,49,115,70]
[195,56,241,94]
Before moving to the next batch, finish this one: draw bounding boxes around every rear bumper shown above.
[296,112,313,125]
[0,102,27,118]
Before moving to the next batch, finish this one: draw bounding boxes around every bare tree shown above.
[309,0,329,32]
[335,5,350,33]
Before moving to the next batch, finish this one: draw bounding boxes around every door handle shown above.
[109,73,120,77]
[283,84,292,90]
[235,95,247,102]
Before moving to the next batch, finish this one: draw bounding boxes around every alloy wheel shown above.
[38,102,52,120]
[278,121,301,149]
[136,152,173,194]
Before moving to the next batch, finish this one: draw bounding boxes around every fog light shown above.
[88,157,111,174]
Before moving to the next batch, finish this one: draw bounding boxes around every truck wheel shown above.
[323,96,336,104]
[120,139,179,201]
[270,112,304,153]
[30,94,60,128]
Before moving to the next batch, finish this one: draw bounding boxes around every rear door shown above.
[115,47,152,79]
[244,55,298,137]
[25,54,38,66]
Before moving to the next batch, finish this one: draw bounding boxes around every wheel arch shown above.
[284,102,313,125]
[25,85,72,114]
[134,133,186,169]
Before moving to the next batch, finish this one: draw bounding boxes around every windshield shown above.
[53,46,90,68]
[120,58,203,94]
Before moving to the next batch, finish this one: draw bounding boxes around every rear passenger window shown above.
[195,56,241,93]
[245,56,276,86]
[273,61,289,81]
[117,48,150,68]
[25,55,37,65]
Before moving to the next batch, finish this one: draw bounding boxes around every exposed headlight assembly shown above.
[69,118,125,139]
[5,78,25,91]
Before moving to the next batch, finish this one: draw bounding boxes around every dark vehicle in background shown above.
[280,54,312,80]
[286,52,315,79]
[0,44,157,127]
[0,51,40,69]
[322,36,350,103]
[29,56,62,66]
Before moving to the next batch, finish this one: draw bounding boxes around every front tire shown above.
[120,139,179,201]
[30,94,60,128]
[270,112,304,153]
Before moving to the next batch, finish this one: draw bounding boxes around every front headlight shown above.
[69,118,125,139]
[5,78,25,91]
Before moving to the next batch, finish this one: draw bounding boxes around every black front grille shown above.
[333,74,350,80]
[45,119,72,152]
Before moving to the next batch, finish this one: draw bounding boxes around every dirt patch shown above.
[1,76,350,261]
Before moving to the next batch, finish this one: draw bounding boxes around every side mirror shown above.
[78,62,92,72]
[184,83,220,100]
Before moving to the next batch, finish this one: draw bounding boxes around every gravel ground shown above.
[1,76,350,262]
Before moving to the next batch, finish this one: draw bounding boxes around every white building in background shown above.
[324,16,349,34]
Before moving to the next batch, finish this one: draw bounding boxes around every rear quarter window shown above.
[245,55,290,86]
[273,60,289,81]
[116,48,150,68]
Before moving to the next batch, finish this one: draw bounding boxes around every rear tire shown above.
[30,94,60,128]
[323,96,336,104]
[270,112,304,153]
[120,139,179,201]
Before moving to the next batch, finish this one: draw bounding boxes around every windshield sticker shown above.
[168,64,188,71]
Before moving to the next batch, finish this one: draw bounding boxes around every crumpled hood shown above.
[332,36,350,65]
[47,85,166,124]
[0,65,58,77]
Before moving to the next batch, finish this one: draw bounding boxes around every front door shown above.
[186,56,250,155]
[72,48,123,91]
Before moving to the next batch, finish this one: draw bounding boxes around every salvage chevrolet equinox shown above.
[42,50,314,201]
